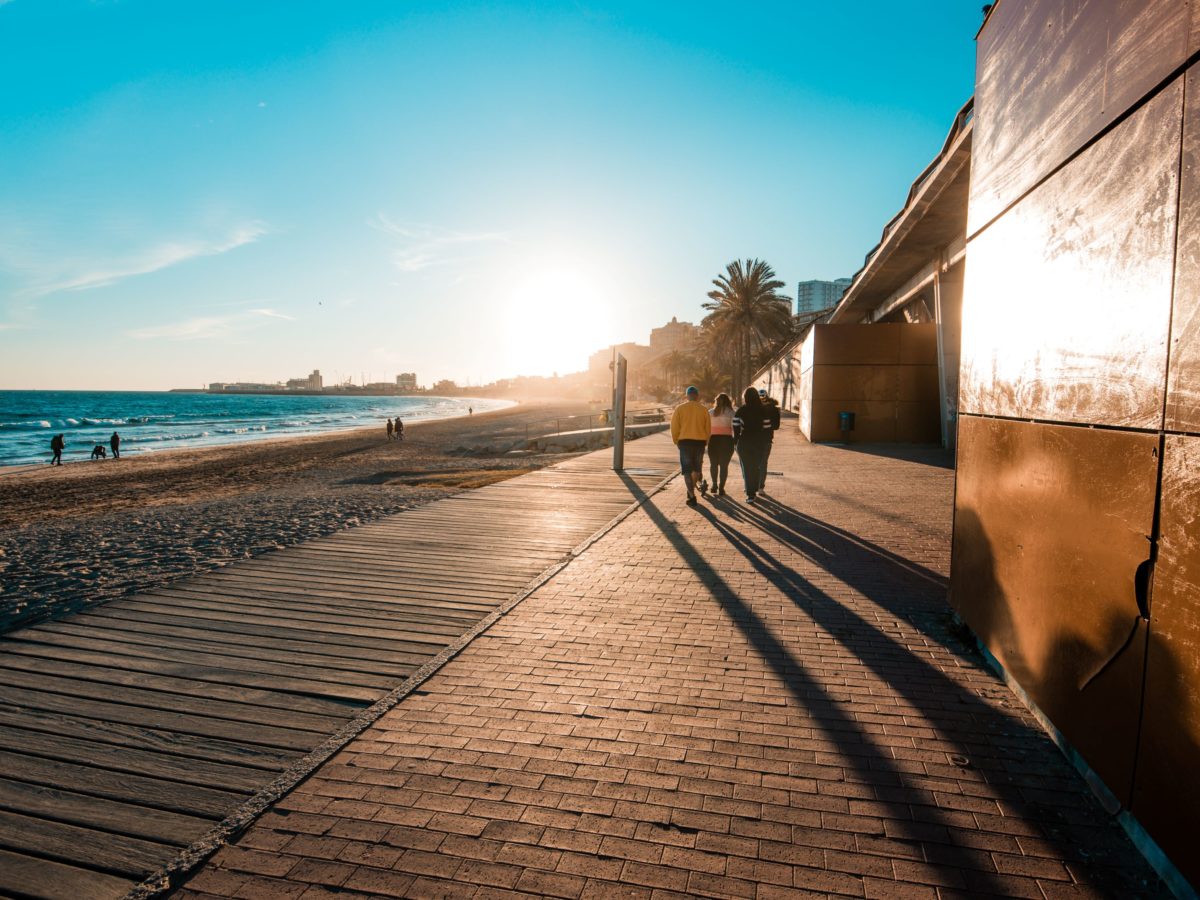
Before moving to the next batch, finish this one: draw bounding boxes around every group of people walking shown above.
[670,386,780,506]
[385,417,404,440]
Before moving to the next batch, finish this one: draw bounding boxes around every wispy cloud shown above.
[369,214,507,273]
[128,306,293,341]
[17,221,268,299]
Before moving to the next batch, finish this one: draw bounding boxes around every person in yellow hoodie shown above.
[670,385,711,506]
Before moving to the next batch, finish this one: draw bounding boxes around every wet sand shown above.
[0,400,602,632]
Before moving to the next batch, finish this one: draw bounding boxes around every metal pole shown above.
[613,354,627,471]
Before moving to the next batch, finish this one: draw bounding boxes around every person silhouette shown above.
[50,433,64,466]
[110,431,121,459]
[386,418,394,440]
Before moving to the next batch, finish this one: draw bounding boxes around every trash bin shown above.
[838,411,855,433]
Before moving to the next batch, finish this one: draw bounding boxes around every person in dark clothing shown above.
[110,431,121,459]
[50,433,64,466]
[757,389,780,493]
[386,418,394,440]
[91,444,106,460]
[732,387,766,502]
[395,417,404,440]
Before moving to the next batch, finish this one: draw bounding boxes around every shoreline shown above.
[0,395,519,471]
[0,399,605,633]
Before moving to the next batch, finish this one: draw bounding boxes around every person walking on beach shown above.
[707,392,736,497]
[395,417,404,441]
[49,433,64,466]
[757,389,780,494]
[110,431,121,459]
[670,385,710,506]
[386,418,394,440]
[733,387,766,503]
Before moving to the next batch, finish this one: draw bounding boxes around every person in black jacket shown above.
[110,431,121,459]
[49,433,64,466]
[757,389,780,494]
[732,387,766,502]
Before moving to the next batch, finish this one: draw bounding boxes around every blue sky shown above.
[0,1,980,390]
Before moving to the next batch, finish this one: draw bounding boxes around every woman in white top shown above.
[707,393,736,497]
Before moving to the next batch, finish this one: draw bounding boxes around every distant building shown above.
[649,317,700,354]
[396,372,417,391]
[285,369,323,390]
[795,278,852,315]
[589,343,653,373]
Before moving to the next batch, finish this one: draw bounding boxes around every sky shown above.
[0,1,981,391]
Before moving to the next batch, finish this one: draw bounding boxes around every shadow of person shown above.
[667,496,1164,895]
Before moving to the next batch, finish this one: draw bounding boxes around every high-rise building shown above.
[396,373,418,391]
[795,278,852,315]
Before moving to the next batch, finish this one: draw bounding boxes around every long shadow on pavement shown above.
[628,482,1158,896]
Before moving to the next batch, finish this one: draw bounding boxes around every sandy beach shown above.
[0,400,606,633]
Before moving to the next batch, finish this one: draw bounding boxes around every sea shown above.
[0,390,512,467]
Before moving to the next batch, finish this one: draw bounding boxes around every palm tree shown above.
[692,363,729,401]
[702,259,793,390]
[659,349,691,391]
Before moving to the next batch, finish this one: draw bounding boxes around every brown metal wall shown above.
[959,80,1181,429]
[970,0,1195,233]
[953,417,1156,803]
[956,1,1200,886]
[805,324,940,443]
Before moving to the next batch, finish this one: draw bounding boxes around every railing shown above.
[522,407,669,443]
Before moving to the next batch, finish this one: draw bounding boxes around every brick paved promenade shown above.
[178,433,1164,899]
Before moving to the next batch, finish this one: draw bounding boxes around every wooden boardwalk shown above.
[0,434,678,899]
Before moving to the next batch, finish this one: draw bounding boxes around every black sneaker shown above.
[699,480,708,496]
[686,495,698,506]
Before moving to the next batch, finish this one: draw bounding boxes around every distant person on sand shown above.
[49,433,64,466]
[91,443,107,460]
[757,389,780,494]
[395,417,404,440]
[670,386,711,506]
[707,392,735,498]
[733,387,766,503]
[110,431,121,459]
[469,407,473,415]
[386,418,394,440]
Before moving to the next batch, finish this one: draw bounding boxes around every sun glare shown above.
[500,265,616,377]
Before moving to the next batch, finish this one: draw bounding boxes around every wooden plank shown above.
[0,727,270,794]
[0,847,132,900]
[0,650,364,717]
[141,584,491,627]
[109,597,468,644]
[25,622,406,688]
[2,637,382,704]
[58,614,425,673]
[0,777,201,846]
[0,666,345,734]
[82,607,450,655]
[146,582,493,622]
[0,750,240,819]
[0,684,321,752]
[0,807,175,878]
[0,704,289,772]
